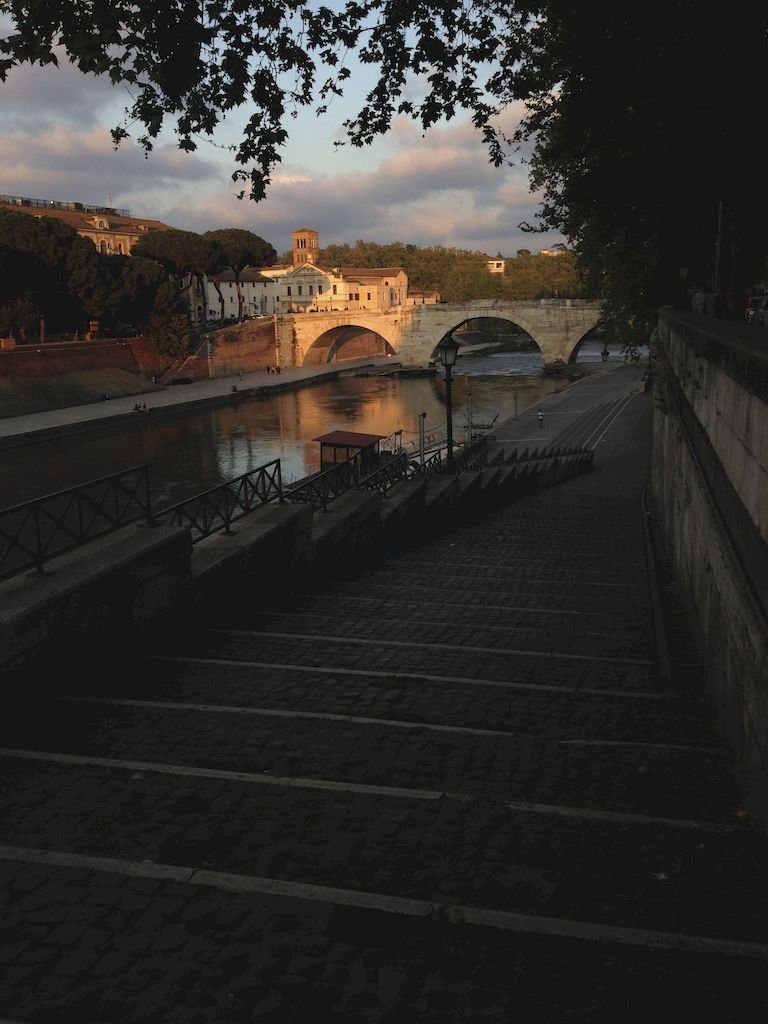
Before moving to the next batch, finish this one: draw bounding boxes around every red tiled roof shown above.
[0,202,172,234]
[334,267,405,279]
[313,430,386,447]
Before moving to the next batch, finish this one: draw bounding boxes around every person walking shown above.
[538,409,544,428]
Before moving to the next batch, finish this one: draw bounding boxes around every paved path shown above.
[2,364,767,1021]
[0,353,634,452]
[0,358,396,448]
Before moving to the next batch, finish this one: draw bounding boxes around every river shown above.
[1,340,640,510]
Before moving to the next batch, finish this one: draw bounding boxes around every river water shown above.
[2,341,639,510]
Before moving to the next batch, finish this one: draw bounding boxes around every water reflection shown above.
[0,341,641,510]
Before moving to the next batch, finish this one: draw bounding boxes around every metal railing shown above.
[284,457,361,512]
[359,452,412,493]
[0,465,153,580]
[158,459,283,541]
[0,435,596,582]
[451,436,489,473]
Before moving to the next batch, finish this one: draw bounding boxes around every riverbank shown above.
[0,358,399,450]
[0,367,168,420]
[0,356,614,452]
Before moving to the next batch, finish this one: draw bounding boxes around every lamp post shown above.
[436,335,460,470]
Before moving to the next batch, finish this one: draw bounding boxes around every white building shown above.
[188,227,437,323]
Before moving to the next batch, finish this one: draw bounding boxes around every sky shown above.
[0,41,567,260]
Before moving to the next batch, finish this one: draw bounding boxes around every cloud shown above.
[1,55,126,128]
[0,58,566,258]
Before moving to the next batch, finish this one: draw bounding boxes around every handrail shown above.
[0,434,597,582]
[0,465,153,580]
[451,436,489,473]
[158,459,283,541]
[408,450,443,480]
[360,452,411,493]
[284,456,360,512]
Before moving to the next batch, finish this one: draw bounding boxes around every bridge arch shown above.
[301,323,396,365]
[431,314,542,362]
[277,300,603,370]
[398,301,604,368]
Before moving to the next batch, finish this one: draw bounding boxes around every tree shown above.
[112,256,170,330]
[2,4,765,336]
[0,209,97,334]
[146,280,195,359]
[202,229,277,319]
[75,254,169,332]
[0,2,532,200]
[315,240,581,302]
[516,8,767,340]
[131,228,226,323]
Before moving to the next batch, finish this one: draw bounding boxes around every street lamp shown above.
[436,335,460,470]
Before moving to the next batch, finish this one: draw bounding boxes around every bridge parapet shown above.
[275,299,603,368]
[397,299,603,366]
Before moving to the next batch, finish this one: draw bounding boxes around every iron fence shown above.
[159,459,283,541]
[0,465,153,580]
[284,457,361,512]
[0,435,596,583]
[359,452,412,493]
[408,450,443,480]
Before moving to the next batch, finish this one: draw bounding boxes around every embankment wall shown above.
[652,309,768,810]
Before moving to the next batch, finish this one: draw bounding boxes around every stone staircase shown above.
[1,393,767,1022]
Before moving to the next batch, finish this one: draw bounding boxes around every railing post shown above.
[142,466,156,525]
[33,504,45,576]
[223,491,235,534]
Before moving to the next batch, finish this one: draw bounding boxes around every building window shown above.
[318,285,323,294]
[298,286,303,296]
[332,285,337,294]
[287,286,292,296]
[309,285,313,295]
[367,292,371,301]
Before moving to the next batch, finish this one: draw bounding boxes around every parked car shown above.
[745,295,768,324]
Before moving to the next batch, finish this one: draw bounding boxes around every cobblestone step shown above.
[0,697,738,818]
[156,627,664,693]
[0,757,762,942]
[89,659,720,746]
[288,576,653,624]
[2,859,767,1023]
[2,384,766,1021]
[210,611,656,660]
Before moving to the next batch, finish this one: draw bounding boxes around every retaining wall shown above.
[652,309,768,811]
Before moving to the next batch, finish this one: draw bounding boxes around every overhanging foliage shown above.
[2,2,765,337]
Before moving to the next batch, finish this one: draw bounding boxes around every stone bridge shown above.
[274,299,603,369]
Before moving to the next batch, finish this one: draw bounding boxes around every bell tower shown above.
[292,227,320,267]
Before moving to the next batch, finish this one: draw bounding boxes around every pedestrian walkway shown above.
[0,357,396,448]
[0,353,632,455]
[1,367,767,1021]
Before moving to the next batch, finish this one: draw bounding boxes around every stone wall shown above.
[206,321,277,376]
[0,337,171,381]
[652,308,768,810]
